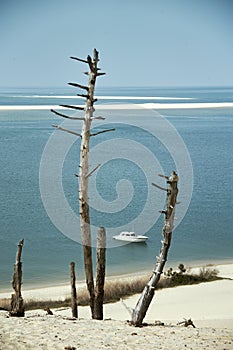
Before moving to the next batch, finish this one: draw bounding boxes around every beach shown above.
[0,263,232,349]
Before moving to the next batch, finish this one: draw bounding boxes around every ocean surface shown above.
[0,86,233,291]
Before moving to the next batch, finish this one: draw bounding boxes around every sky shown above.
[1,0,233,87]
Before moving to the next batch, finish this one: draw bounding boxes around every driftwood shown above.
[130,171,179,326]
[70,262,78,318]
[44,307,53,315]
[177,318,196,328]
[10,239,25,317]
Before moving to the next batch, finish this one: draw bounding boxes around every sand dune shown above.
[0,264,232,349]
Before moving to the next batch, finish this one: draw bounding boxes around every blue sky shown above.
[1,0,233,87]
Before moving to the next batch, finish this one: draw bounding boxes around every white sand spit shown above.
[1,101,233,111]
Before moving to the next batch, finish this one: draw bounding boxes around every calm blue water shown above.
[0,86,233,291]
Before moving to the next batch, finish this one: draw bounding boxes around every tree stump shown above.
[70,262,78,318]
[10,239,25,317]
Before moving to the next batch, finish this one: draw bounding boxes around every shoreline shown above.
[0,261,232,302]
[0,263,232,349]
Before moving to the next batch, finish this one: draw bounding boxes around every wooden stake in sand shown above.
[70,262,78,319]
[10,239,25,317]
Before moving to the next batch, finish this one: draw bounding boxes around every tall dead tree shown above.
[52,49,111,319]
[131,171,179,326]
[10,239,25,317]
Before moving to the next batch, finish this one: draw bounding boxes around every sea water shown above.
[0,86,233,291]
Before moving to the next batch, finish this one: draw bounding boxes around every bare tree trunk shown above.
[131,171,179,326]
[70,262,78,318]
[93,227,106,320]
[78,49,99,317]
[10,239,25,317]
[51,49,112,319]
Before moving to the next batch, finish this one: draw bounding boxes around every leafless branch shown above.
[59,104,85,111]
[152,182,167,192]
[91,116,106,120]
[77,93,90,99]
[86,164,101,178]
[90,128,115,137]
[51,109,84,120]
[68,82,89,91]
[158,174,169,180]
[70,56,88,64]
[52,124,82,138]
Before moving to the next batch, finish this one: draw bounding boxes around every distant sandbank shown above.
[1,101,233,111]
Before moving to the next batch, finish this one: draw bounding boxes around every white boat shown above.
[113,231,148,243]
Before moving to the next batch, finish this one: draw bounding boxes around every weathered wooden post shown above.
[10,239,25,317]
[70,261,78,318]
[51,49,113,319]
[131,171,179,326]
[93,227,106,320]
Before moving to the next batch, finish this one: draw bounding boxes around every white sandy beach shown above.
[0,263,232,349]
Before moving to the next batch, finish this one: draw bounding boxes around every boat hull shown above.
[113,236,148,243]
[113,232,148,243]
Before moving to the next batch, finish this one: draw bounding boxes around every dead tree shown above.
[70,262,78,318]
[10,239,25,317]
[130,171,179,326]
[52,49,112,319]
